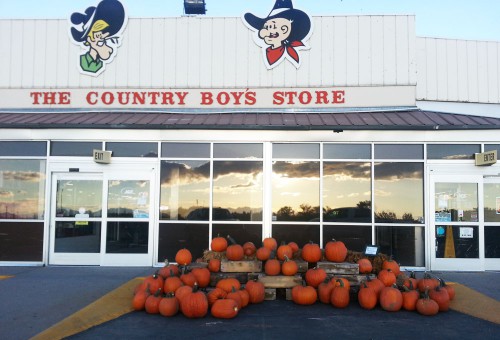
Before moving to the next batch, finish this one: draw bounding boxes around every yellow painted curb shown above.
[0,275,14,280]
[449,283,500,324]
[30,277,144,340]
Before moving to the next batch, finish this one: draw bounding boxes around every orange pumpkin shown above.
[264,258,281,276]
[365,276,385,297]
[377,269,397,287]
[174,285,193,307]
[402,286,419,311]
[276,243,293,261]
[191,267,211,288]
[158,259,179,279]
[163,275,183,294]
[305,267,327,288]
[318,279,335,304]
[238,289,250,308]
[330,279,350,308]
[143,273,164,294]
[292,284,318,305]
[263,237,278,251]
[301,242,322,263]
[216,278,241,293]
[357,258,373,274]
[324,239,347,263]
[358,282,377,310]
[211,235,228,252]
[417,273,440,293]
[180,285,208,318]
[245,280,265,304]
[226,287,243,309]
[429,286,450,312]
[158,293,179,317]
[288,241,300,254]
[175,248,193,266]
[439,278,455,300]
[208,258,221,273]
[180,271,197,287]
[416,290,439,316]
[144,288,163,314]
[211,299,239,319]
[226,244,244,261]
[382,258,401,276]
[132,289,150,311]
[243,242,257,256]
[379,286,403,312]
[207,287,227,307]
[281,255,298,276]
[256,246,271,261]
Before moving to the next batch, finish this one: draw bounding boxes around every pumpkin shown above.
[382,257,401,276]
[292,284,318,305]
[401,286,419,311]
[379,286,403,312]
[416,290,439,316]
[180,285,208,318]
[377,269,396,287]
[332,277,351,290]
[365,276,385,297]
[180,271,197,287]
[174,285,193,307]
[163,275,183,294]
[207,287,227,307]
[133,280,149,295]
[318,279,335,304]
[305,267,327,288]
[238,289,250,308]
[263,237,278,251]
[144,288,163,314]
[191,267,211,288]
[211,234,228,252]
[330,279,350,308]
[288,241,300,254]
[175,248,193,266]
[226,244,245,261]
[208,258,221,273]
[216,278,241,293]
[158,293,179,317]
[211,299,239,319]
[301,242,322,263]
[439,278,456,300]
[277,243,293,261]
[143,273,164,294]
[132,289,150,311]
[245,280,265,304]
[324,239,347,263]
[429,286,450,312]
[158,259,179,279]
[358,282,377,310]
[357,258,373,274]
[243,242,257,256]
[256,246,271,261]
[226,287,243,309]
[417,273,440,293]
[281,255,298,276]
[265,258,281,276]
[403,272,418,290]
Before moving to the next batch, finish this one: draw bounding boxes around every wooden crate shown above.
[220,260,262,273]
[186,262,208,270]
[264,288,276,300]
[257,274,302,288]
[327,274,376,287]
[316,262,359,275]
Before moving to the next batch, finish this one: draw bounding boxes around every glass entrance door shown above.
[483,177,500,270]
[49,169,155,266]
[430,174,484,271]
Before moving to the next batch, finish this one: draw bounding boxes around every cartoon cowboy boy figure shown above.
[69,0,127,75]
[243,0,312,69]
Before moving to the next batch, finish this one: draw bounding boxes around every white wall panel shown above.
[466,40,479,102]
[416,38,427,100]
[2,16,419,92]
[425,38,438,100]
[487,42,499,102]
[456,40,468,100]
[436,39,448,100]
[477,42,489,103]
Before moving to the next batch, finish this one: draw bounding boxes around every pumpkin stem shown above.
[227,234,237,245]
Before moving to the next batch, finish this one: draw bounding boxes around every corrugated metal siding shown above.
[0,16,416,90]
[1,110,500,130]
[417,37,500,104]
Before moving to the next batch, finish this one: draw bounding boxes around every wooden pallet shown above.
[257,274,302,288]
[316,262,359,274]
[220,260,262,273]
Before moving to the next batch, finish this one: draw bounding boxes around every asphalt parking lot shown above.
[1,266,499,340]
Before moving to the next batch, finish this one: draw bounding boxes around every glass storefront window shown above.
[212,224,262,249]
[434,183,478,222]
[323,225,372,252]
[213,161,263,221]
[106,221,148,254]
[484,183,500,222]
[485,226,500,258]
[484,144,500,154]
[0,141,46,156]
[161,143,210,158]
[435,225,479,259]
[323,162,371,222]
[158,223,209,262]
[106,142,158,157]
[0,159,46,219]
[324,144,371,159]
[273,143,320,159]
[54,221,101,253]
[375,144,423,159]
[427,144,480,160]
[272,161,320,222]
[56,180,102,218]
[272,224,320,248]
[0,222,43,261]
[50,141,102,156]
[160,160,210,220]
[376,226,425,266]
[214,143,263,159]
[108,180,150,218]
[374,162,424,223]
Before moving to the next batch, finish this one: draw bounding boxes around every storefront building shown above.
[1,1,499,271]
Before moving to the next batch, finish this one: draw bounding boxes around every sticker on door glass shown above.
[459,227,474,238]
[75,207,90,219]
[435,212,451,222]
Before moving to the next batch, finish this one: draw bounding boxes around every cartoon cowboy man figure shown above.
[243,0,312,69]
[69,0,127,75]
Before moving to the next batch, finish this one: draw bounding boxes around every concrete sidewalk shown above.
[1,266,499,340]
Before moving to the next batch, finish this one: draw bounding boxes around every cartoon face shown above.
[258,17,292,49]
[87,31,113,60]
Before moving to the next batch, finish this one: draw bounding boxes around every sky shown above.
[0,0,499,41]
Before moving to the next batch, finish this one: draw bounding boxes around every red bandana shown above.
[266,41,305,66]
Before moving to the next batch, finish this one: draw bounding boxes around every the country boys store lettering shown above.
[0,86,416,110]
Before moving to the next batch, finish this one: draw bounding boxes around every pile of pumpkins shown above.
[131,236,456,319]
